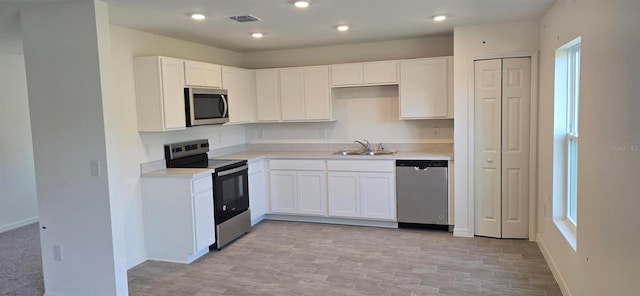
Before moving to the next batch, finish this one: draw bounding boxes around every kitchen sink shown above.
[361,150,397,156]
[334,150,363,156]
[334,150,398,156]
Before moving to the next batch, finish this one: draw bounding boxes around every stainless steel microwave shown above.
[184,87,229,126]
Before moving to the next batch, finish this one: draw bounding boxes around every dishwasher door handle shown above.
[414,166,430,172]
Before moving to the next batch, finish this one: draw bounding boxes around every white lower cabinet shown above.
[327,160,396,221]
[360,172,395,220]
[248,160,267,225]
[297,171,327,216]
[141,173,215,264]
[327,172,360,217]
[193,189,215,251]
[269,160,327,216]
[270,170,298,214]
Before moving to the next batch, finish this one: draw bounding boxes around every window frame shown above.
[552,36,581,250]
[566,43,580,226]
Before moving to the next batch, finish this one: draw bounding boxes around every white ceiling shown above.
[0,0,556,53]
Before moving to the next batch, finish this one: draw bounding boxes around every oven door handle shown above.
[216,165,248,177]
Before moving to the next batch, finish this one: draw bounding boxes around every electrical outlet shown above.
[90,160,100,177]
[433,128,440,136]
[319,130,326,139]
[53,245,63,261]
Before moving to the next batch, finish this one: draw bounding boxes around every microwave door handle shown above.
[221,94,228,117]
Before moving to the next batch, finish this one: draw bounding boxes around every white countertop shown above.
[142,167,214,178]
[142,150,452,178]
[216,150,453,163]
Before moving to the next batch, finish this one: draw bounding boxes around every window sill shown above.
[554,218,577,251]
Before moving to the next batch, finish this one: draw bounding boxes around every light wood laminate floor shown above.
[128,220,562,296]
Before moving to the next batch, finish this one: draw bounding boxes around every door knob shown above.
[487,158,493,163]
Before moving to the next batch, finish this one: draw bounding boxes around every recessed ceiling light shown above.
[191,13,206,20]
[252,32,264,38]
[433,15,447,22]
[294,1,310,8]
[337,25,350,32]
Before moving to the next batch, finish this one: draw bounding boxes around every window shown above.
[566,44,580,225]
[553,37,581,249]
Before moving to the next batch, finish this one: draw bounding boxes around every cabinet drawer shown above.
[192,176,213,194]
[327,160,394,172]
[270,159,326,171]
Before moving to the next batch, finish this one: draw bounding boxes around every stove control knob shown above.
[223,205,227,211]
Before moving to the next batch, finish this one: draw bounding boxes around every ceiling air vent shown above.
[228,15,262,23]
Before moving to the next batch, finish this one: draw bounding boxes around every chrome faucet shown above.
[354,139,371,152]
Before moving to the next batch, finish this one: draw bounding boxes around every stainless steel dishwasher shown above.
[396,160,449,230]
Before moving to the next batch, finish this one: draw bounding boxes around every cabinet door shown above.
[363,61,397,84]
[256,69,281,121]
[331,64,363,86]
[185,61,221,88]
[249,162,266,225]
[279,68,305,120]
[327,172,360,217]
[222,67,257,123]
[160,57,187,130]
[304,66,331,120]
[360,172,396,220]
[297,171,327,216]
[399,58,448,119]
[270,170,297,213]
[193,189,215,251]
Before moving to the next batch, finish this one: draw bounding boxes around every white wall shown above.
[0,52,38,232]
[247,86,454,144]
[537,1,640,295]
[452,19,540,237]
[241,35,453,69]
[21,1,126,294]
[108,25,248,268]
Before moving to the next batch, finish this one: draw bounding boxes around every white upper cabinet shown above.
[363,62,398,85]
[222,66,257,124]
[331,64,363,86]
[399,56,453,119]
[279,68,306,120]
[303,66,331,120]
[256,69,281,121]
[184,60,222,88]
[134,56,186,132]
[331,61,398,87]
[280,66,331,121]
[257,66,331,122]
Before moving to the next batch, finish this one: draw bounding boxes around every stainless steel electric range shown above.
[164,139,250,249]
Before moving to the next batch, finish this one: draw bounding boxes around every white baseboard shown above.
[126,252,148,270]
[264,214,398,228]
[536,233,572,296]
[251,215,265,226]
[0,216,38,234]
[453,227,473,237]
